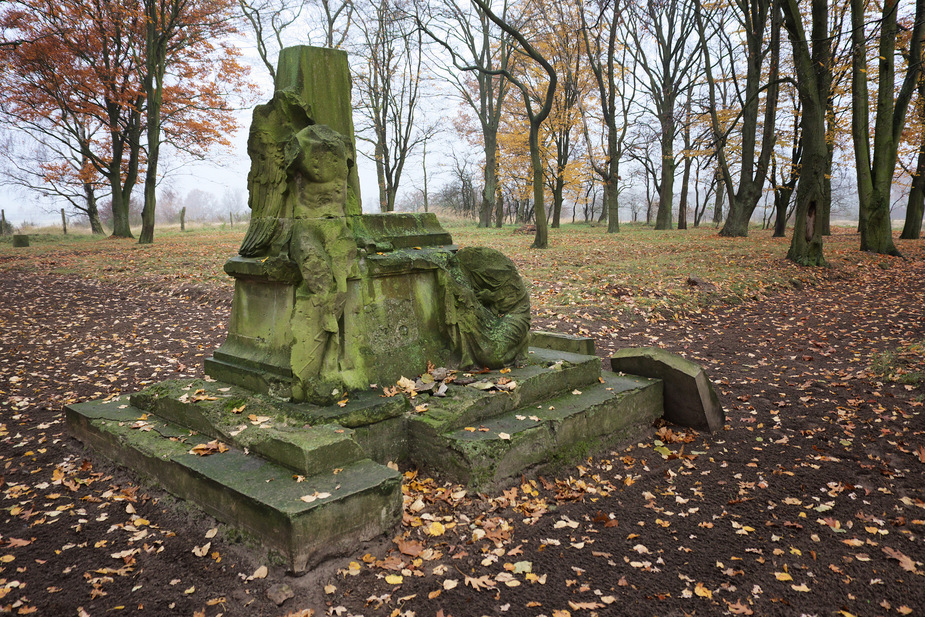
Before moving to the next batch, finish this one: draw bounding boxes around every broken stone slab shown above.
[610,347,724,433]
[530,331,596,356]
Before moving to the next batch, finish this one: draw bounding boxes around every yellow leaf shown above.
[791,583,811,592]
[775,572,793,582]
[385,574,403,585]
[249,565,267,580]
[0,555,14,563]
[694,582,713,599]
[428,521,445,536]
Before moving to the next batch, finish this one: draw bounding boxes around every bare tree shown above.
[579,0,638,233]
[415,0,514,228]
[353,0,431,212]
[693,0,780,237]
[238,0,354,80]
[627,0,701,230]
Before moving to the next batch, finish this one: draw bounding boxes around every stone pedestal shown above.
[205,212,460,400]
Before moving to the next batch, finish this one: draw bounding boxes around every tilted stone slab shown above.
[610,347,724,433]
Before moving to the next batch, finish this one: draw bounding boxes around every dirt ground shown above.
[1,249,923,617]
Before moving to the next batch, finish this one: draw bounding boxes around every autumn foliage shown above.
[0,0,250,238]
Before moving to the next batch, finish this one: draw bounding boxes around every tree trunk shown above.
[139,0,167,246]
[84,181,104,235]
[551,175,563,228]
[902,79,925,239]
[851,0,923,256]
[375,139,388,212]
[821,95,835,235]
[480,131,498,227]
[606,162,620,233]
[109,165,133,238]
[773,184,795,237]
[781,0,829,266]
[724,0,779,238]
[902,144,925,238]
[530,124,548,249]
[494,181,504,227]
[787,107,827,265]
[678,155,691,230]
[712,169,724,225]
[655,108,675,229]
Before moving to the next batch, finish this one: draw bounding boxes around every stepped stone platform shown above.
[66,338,665,572]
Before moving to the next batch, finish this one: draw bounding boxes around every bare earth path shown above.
[0,252,923,617]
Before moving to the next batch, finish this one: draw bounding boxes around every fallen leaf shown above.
[883,546,918,572]
[189,440,229,456]
[192,542,210,557]
[694,582,713,599]
[727,599,753,615]
[465,574,496,591]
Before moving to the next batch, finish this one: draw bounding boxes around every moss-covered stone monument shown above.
[205,46,530,404]
[66,46,723,572]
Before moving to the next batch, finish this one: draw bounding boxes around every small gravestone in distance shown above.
[611,346,725,432]
[12,235,29,247]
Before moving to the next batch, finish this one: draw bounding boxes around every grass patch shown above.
[2,220,921,319]
[870,341,925,387]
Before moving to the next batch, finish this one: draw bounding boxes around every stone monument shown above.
[205,46,530,404]
[66,46,722,572]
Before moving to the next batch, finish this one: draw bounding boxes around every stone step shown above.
[404,347,603,435]
[408,372,663,488]
[65,399,402,572]
[129,379,368,476]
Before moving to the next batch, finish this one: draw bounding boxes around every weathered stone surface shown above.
[209,46,532,403]
[12,234,29,247]
[610,347,725,432]
[351,212,453,251]
[530,331,595,356]
[65,398,402,573]
[412,371,662,487]
[267,583,294,606]
[441,247,531,368]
